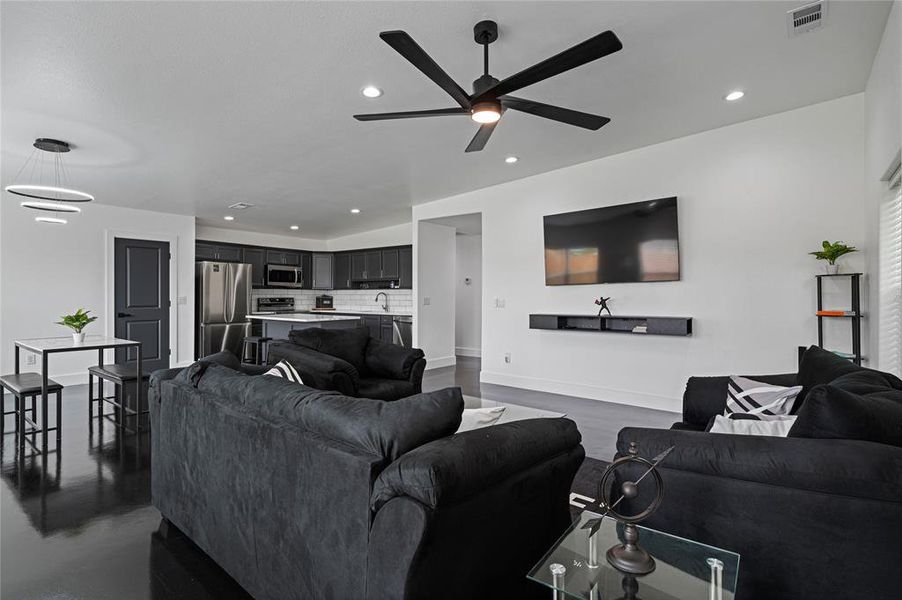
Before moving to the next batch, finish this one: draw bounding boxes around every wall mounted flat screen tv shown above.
[543,197,680,285]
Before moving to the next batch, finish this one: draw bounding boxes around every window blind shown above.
[878,187,902,376]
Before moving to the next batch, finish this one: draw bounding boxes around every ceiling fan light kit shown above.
[5,138,93,224]
[353,20,622,152]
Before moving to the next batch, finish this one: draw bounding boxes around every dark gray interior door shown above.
[114,237,170,371]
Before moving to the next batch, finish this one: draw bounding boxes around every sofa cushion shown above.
[199,349,242,370]
[797,346,902,406]
[358,377,417,401]
[725,376,801,420]
[789,371,902,446]
[289,327,370,373]
[364,338,425,380]
[189,363,464,461]
[264,360,304,384]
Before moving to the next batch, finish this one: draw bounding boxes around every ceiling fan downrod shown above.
[473,20,499,95]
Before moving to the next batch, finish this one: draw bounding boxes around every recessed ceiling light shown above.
[724,90,745,102]
[361,86,383,98]
[290,225,299,231]
[505,156,519,164]
[350,208,361,214]
[224,215,235,221]
[35,216,67,225]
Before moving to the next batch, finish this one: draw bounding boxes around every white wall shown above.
[1,203,195,383]
[865,0,902,369]
[413,95,868,412]
[195,224,326,251]
[455,234,482,357]
[327,223,412,252]
[415,221,456,369]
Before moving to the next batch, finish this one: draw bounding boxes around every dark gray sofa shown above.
[267,327,427,401]
[614,346,902,600]
[149,358,584,600]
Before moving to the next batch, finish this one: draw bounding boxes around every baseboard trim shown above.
[479,370,680,413]
[425,355,457,370]
[455,346,482,358]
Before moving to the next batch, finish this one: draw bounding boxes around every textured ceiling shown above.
[0,1,893,238]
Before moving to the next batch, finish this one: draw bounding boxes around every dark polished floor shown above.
[1,359,676,599]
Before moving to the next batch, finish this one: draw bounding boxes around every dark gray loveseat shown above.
[149,357,584,600]
[614,346,902,600]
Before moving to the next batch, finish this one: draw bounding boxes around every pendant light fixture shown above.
[5,138,93,224]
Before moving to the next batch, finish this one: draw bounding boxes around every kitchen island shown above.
[247,313,362,341]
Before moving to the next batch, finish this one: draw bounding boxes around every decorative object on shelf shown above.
[5,138,93,225]
[594,296,612,316]
[56,308,98,344]
[809,240,858,275]
[581,442,674,575]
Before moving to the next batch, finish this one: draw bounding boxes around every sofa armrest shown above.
[267,342,360,396]
[682,372,797,427]
[364,338,426,382]
[617,426,902,502]
[371,418,582,511]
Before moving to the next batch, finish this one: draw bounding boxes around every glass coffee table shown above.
[528,511,740,600]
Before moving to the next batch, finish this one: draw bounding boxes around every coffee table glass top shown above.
[528,512,740,600]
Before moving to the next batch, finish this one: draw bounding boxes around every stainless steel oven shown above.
[266,264,304,288]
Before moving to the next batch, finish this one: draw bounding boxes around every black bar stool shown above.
[88,365,150,433]
[0,372,64,451]
[241,336,271,365]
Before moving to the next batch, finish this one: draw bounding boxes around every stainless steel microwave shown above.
[266,263,304,288]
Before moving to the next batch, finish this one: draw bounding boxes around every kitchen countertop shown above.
[246,313,362,323]
[306,309,413,317]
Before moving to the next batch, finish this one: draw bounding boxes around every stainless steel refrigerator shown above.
[195,261,252,360]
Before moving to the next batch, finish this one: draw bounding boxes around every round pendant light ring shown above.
[33,138,71,153]
[20,201,82,213]
[5,185,94,202]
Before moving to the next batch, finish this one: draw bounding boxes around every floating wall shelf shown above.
[529,314,693,336]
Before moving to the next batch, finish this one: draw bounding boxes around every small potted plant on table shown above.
[56,308,98,344]
[809,240,857,275]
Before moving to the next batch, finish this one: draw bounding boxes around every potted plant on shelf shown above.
[56,308,98,344]
[809,240,858,275]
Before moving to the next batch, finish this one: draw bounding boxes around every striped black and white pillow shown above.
[725,376,802,421]
[264,360,303,385]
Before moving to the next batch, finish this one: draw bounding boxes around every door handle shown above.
[117,312,133,318]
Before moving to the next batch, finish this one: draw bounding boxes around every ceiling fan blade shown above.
[465,121,499,153]
[501,96,610,130]
[380,31,471,109]
[473,30,622,102]
[354,107,470,121]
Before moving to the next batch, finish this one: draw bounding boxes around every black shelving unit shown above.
[815,273,863,365]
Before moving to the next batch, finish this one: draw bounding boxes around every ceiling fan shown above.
[353,20,622,152]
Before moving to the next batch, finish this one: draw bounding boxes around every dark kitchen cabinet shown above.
[300,253,312,288]
[242,247,266,287]
[365,251,382,280]
[266,250,300,266]
[311,253,332,290]
[351,253,367,281]
[333,253,351,289]
[196,242,242,262]
[380,318,394,344]
[399,247,413,289]
[381,249,400,279]
[362,316,381,340]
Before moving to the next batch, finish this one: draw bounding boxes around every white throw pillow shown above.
[726,376,802,421]
[457,406,506,433]
[264,360,303,384]
[709,415,797,437]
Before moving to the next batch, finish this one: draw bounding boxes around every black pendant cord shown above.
[483,42,489,76]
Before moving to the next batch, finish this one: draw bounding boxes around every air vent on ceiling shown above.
[228,202,255,210]
[788,1,827,37]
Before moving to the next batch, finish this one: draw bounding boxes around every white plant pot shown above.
[73,332,86,344]
[824,263,840,275]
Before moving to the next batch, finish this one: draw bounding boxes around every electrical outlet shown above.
[423,297,431,306]
[504,352,511,364]
[26,354,36,366]
[494,298,506,309]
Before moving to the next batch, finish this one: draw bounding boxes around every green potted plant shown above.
[809,240,858,274]
[56,308,98,343]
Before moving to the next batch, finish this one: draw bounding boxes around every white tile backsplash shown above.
[251,289,412,313]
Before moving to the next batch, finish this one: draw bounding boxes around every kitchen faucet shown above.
[375,292,389,312]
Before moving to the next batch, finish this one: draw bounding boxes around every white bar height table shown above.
[13,335,143,452]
